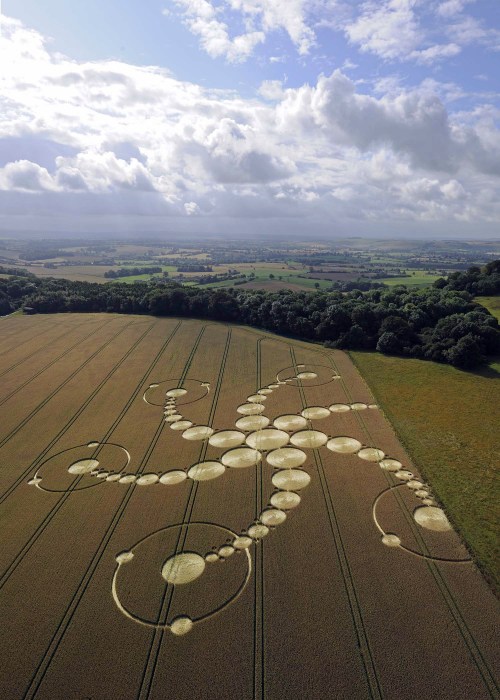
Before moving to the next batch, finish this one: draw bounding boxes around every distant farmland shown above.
[0,314,498,700]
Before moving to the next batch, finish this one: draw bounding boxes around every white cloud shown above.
[436,0,475,18]
[174,0,314,61]
[1,15,500,235]
[258,79,285,100]
[345,0,422,61]
[411,42,461,64]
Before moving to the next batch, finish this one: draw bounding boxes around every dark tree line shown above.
[104,266,163,278]
[0,262,499,369]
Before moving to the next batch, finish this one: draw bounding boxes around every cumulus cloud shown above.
[345,0,422,61]
[1,14,500,235]
[173,0,314,61]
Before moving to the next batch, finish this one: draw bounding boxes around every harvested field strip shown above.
[0,320,167,590]
[290,346,383,700]
[0,320,180,505]
[328,352,499,698]
[136,328,231,700]
[0,319,113,407]
[0,317,126,450]
[23,324,208,700]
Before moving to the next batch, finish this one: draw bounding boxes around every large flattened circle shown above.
[266,447,307,469]
[272,469,311,491]
[235,415,270,431]
[327,437,362,454]
[245,429,289,451]
[273,415,308,432]
[290,430,328,449]
[414,506,452,532]
[221,447,262,469]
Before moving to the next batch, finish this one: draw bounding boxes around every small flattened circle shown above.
[159,470,187,485]
[414,506,452,532]
[116,551,134,564]
[218,545,235,558]
[290,430,328,449]
[273,415,308,431]
[272,469,311,491]
[395,470,414,481]
[170,420,193,431]
[246,429,289,451]
[351,403,368,411]
[266,447,307,469]
[248,524,270,540]
[136,473,159,486]
[235,415,270,431]
[165,414,183,423]
[379,458,403,471]
[329,403,351,413]
[297,371,318,380]
[170,616,194,636]
[248,394,267,403]
[221,447,262,469]
[161,552,206,585]
[237,403,266,416]
[258,388,273,395]
[301,406,331,420]
[68,458,99,475]
[270,491,301,510]
[209,431,246,449]
[233,536,253,550]
[407,480,424,490]
[260,509,287,527]
[166,388,188,398]
[182,426,214,441]
[327,437,362,454]
[106,473,121,482]
[119,474,137,484]
[382,534,401,548]
[357,447,385,462]
[188,461,225,482]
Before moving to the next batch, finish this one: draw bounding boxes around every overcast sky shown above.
[1,0,500,238]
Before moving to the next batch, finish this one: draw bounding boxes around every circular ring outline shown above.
[276,363,340,387]
[112,521,252,629]
[373,484,471,564]
[143,378,210,407]
[32,442,131,493]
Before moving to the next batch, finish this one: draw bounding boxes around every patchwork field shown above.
[0,314,498,700]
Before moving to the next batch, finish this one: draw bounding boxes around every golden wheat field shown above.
[0,313,498,700]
